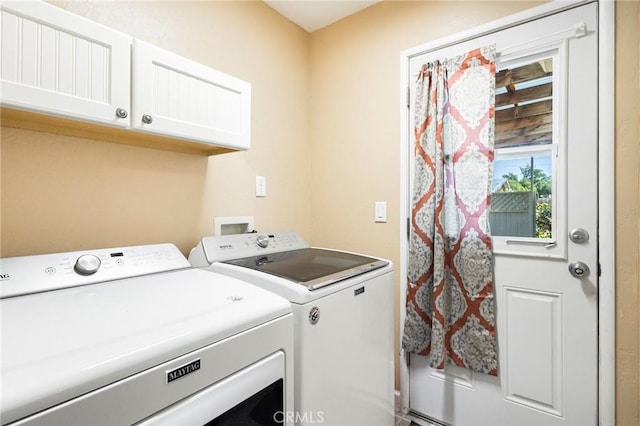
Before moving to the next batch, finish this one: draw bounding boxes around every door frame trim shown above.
[397,1,615,424]
[597,1,615,424]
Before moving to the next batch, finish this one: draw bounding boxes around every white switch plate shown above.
[375,201,387,223]
[256,176,266,197]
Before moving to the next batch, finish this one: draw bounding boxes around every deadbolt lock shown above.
[569,228,589,244]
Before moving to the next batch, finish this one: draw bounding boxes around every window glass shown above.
[491,153,553,238]
[491,57,554,239]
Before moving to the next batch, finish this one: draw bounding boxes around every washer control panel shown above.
[0,244,190,298]
[197,231,309,263]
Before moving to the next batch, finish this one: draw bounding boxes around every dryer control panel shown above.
[0,244,190,298]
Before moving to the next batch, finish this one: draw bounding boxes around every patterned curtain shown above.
[402,46,498,376]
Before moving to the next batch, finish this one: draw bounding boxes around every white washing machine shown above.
[189,231,394,426]
[0,243,294,425]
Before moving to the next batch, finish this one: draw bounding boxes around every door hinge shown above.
[598,263,602,277]
[406,86,410,108]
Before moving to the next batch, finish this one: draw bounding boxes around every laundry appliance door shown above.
[9,324,292,426]
[137,352,286,426]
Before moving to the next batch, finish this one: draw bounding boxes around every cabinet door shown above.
[133,40,251,149]
[0,1,131,127]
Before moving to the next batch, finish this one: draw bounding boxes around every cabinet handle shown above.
[115,108,128,119]
[142,114,153,124]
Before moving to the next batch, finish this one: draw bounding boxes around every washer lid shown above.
[223,248,389,290]
[0,268,291,425]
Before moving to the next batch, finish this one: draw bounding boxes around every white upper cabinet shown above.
[0,1,252,154]
[133,40,251,149]
[0,1,132,127]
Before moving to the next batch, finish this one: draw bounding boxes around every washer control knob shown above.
[74,254,101,275]
[256,234,270,248]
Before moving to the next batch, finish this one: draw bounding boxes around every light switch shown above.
[256,176,266,197]
[375,201,387,223]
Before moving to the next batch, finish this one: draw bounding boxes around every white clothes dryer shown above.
[0,243,294,426]
[189,231,394,426]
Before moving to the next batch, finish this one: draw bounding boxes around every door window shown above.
[490,48,567,258]
[491,55,554,240]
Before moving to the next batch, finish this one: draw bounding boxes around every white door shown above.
[133,40,251,149]
[405,3,598,425]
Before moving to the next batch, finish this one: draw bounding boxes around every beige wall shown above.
[1,0,638,424]
[615,1,640,424]
[1,0,311,257]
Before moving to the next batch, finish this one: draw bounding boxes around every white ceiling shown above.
[263,0,382,32]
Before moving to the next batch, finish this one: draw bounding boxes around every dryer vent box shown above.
[214,216,254,236]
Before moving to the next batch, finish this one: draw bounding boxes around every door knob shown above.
[568,261,590,278]
[142,114,153,124]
